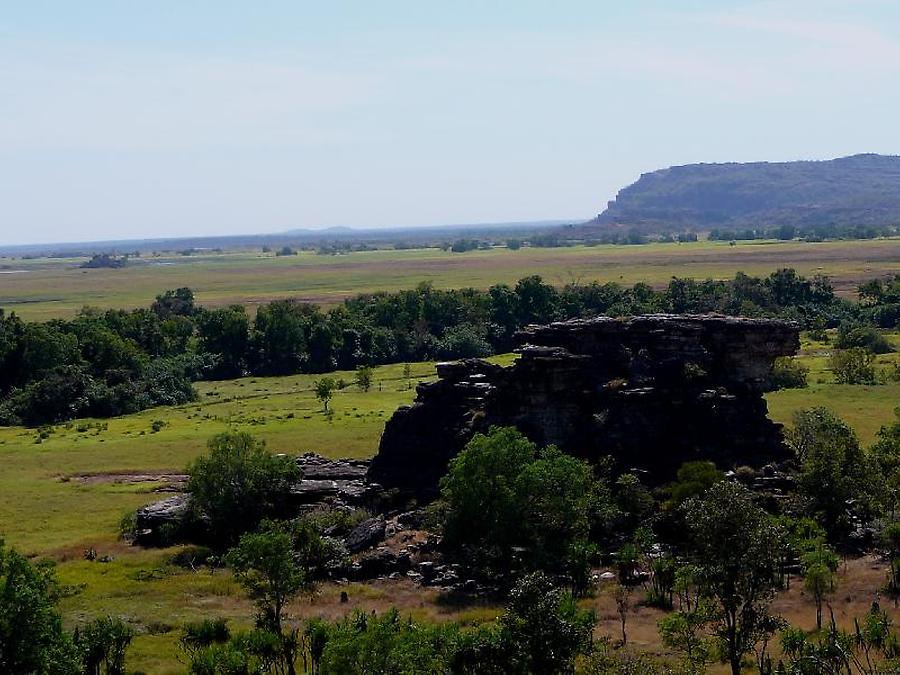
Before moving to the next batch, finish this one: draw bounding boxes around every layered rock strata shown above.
[368,315,799,499]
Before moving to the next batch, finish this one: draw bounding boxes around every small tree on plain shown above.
[402,363,412,390]
[354,366,373,392]
[804,562,833,631]
[314,377,336,411]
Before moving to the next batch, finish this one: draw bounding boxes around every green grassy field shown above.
[2,238,899,321]
[0,340,898,672]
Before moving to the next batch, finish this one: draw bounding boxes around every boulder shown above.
[344,516,387,553]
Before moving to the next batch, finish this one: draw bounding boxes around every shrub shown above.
[835,323,893,354]
[186,433,301,546]
[829,348,877,384]
[767,356,808,389]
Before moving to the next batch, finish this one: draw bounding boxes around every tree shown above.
[439,427,605,581]
[186,433,301,546]
[314,377,336,411]
[0,539,81,674]
[830,348,877,384]
[250,300,310,376]
[500,572,595,675]
[658,600,715,675]
[226,521,310,635]
[196,306,250,379]
[514,275,559,326]
[666,460,723,508]
[614,584,633,646]
[354,366,373,392]
[804,562,834,631]
[883,521,900,601]
[435,323,492,359]
[768,356,809,390]
[684,481,784,675]
[151,287,196,319]
[788,408,882,541]
[75,616,134,675]
[402,362,412,390]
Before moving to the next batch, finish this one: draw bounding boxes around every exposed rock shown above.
[344,516,387,553]
[133,494,192,546]
[133,454,373,547]
[369,315,799,500]
[289,453,373,506]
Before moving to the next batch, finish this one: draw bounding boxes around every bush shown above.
[186,433,301,546]
[435,323,492,360]
[767,356,809,389]
[74,616,134,675]
[0,539,82,674]
[829,348,877,384]
[835,323,893,354]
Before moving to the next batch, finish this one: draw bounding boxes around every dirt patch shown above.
[62,471,187,489]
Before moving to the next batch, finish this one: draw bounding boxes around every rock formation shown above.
[133,453,374,546]
[368,315,800,499]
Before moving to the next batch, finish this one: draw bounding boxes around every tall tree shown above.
[684,481,784,675]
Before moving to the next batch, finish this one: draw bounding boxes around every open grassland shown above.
[0,342,898,672]
[766,330,900,444]
[2,238,899,321]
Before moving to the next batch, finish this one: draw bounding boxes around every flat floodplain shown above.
[2,238,899,320]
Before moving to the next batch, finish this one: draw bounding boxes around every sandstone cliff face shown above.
[368,315,800,499]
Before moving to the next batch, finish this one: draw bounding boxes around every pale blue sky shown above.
[2,1,899,245]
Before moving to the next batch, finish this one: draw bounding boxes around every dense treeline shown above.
[2,272,898,426]
[708,222,900,242]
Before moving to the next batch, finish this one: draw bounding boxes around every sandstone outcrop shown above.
[368,315,800,499]
[133,453,374,546]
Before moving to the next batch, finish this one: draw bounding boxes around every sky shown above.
[1,1,900,245]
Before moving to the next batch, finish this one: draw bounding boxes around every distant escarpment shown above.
[368,315,800,500]
[578,154,900,235]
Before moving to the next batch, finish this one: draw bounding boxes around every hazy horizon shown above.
[3,1,900,246]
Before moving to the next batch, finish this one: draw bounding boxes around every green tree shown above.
[354,365,373,392]
[882,521,900,601]
[186,433,301,546]
[75,616,134,675]
[196,305,250,379]
[500,572,595,675]
[768,356,809,390]
[251,299,310,376]
[151,287,196,319]
[440,427,605,582]
[829,348,877,384]
[440,427,536,576]
[226,521,311,634]
[0,539,81,675]
[804,562,833,631]
[658,599,715,675]
[666,460,724,508]
[402,362,412,390]
[788,408,882,541]
[314,377,337,411]
[684,481,784,675]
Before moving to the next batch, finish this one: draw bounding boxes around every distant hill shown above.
[578,154,900,236]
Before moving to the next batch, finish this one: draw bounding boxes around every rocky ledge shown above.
[133,454,376,546]
[368,314,799,500]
